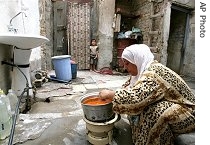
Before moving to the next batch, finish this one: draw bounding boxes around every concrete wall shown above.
[0,45,13,93]
[23,0,42,71]
[0,0,41,93]
[0,0,194,94]
[39,0,115,70]
[161,2,171,65]
[39,0,53,71]
[131,0,195,77]
[30,0,195,78]
[97,0,115,69]
[90,0,99,41]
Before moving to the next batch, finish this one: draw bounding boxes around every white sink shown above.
[0,33,49,49]
[0,33,49,96]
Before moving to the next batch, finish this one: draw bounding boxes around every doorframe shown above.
[171,4,191,74]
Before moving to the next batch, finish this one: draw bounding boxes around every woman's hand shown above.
[99,89,115,100]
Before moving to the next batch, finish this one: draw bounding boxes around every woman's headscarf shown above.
[121,44,154,87]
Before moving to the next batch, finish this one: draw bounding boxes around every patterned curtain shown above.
[67,2,91,70]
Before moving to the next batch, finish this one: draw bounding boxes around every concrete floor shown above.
[1,70,195,145]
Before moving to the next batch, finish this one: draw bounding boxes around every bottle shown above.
[7,89,18,115]
[0,89,12,140]
[0,89,11,114]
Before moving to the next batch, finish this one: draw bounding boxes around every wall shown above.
[97,0,115,69]
[0,0,41,93]
[38,0,194,78]
[39,0,53,71]
[131,0,153,45]
[39,0,115,70]
[131,0,195,78]
[90,0,99,40]
[0,0,19,92]
[0,45,13,92]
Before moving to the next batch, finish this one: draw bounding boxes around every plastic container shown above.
[51,55,72,81]
[0,89,11,114]
[0,89,12,140]
[71,61,77,79]
[7,89,18,115]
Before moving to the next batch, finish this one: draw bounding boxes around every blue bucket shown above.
[52,55,72,81]
[71,63,77,79]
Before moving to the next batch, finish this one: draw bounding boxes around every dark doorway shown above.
[166,4,191,74]
[53,1,68,56]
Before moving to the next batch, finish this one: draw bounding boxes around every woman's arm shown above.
[112,71,167,115]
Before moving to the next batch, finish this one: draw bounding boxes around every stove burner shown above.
[83,113,120,145]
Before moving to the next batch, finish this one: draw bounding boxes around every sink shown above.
[0,33,49,96]
[0,33,49,49]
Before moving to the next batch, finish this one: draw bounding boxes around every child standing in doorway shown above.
[89,39,99,71]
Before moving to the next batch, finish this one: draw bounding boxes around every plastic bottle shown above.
[0,89,12,140]
[0,89,11,114]
[7,89,18,115]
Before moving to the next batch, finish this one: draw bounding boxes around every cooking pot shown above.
[81,92,114,122]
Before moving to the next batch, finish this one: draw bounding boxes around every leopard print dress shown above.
[113,61,195,145]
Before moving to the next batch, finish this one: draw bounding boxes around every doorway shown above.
[53,0,91,70]
[67,2,91,70]
[53,1,68,56]
[166,4,191,74]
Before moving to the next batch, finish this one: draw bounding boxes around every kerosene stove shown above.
[81,92,120,145]
[83,113,120,145]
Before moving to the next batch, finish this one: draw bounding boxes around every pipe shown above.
[0,63,32,144]
[9,12,27,25]
[7,64,32,145]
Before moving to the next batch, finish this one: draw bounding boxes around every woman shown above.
[99,44,195,145]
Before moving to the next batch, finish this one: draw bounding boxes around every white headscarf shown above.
[121,44,154,87]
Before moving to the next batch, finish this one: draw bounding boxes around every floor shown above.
[0,70,195,145]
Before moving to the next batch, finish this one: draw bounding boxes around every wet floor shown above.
[1,70,134,145]
[0,70,195,145]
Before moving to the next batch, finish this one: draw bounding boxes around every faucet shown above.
[8,12,27,33]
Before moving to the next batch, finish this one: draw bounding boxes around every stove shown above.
[83,113,120,145]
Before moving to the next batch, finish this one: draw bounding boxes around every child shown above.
[89,39,99,71]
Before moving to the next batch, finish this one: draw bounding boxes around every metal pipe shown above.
[9,12,27,25]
